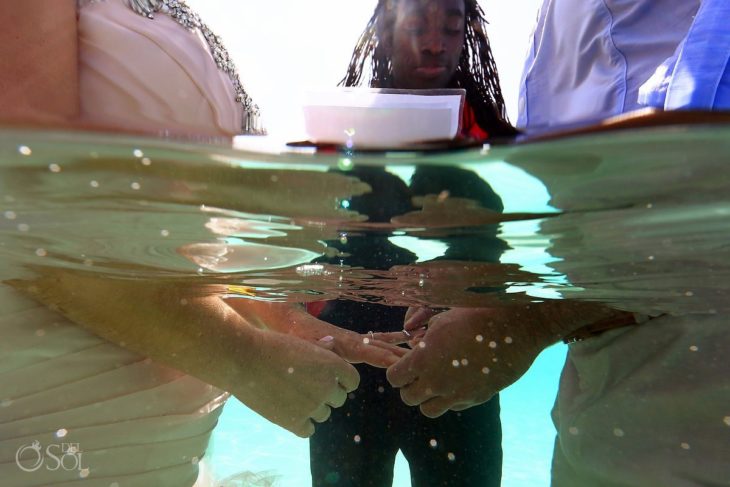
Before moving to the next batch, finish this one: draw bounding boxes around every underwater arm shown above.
[9,269,359,437]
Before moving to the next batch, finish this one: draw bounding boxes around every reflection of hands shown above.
[225,300,407,368]
[235,329,359,438]
[379,306,553,418]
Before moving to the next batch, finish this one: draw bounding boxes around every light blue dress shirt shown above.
[518,0,730,131]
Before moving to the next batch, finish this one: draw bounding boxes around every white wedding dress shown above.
[0,1,250,485]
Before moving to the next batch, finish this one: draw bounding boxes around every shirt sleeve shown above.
[638,0,730,110]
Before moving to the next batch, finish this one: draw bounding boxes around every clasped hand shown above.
[375,306,554,418]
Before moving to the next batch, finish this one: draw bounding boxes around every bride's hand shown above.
[235,329,360,438]
[225,300,407,368]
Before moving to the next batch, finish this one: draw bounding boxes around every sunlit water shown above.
[1,123,728,486]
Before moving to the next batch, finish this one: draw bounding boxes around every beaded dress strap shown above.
[80,0,264,134]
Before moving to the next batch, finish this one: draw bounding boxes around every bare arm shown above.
[0,0,79,124]
[9,269,359,437]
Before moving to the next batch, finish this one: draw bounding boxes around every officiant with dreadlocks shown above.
[307,1,514,485]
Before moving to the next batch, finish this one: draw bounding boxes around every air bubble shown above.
[18,145,32,156]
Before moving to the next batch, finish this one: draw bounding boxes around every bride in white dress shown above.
[0,1,403,485]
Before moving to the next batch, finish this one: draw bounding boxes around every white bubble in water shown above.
[56,428,68,438]
[338,158,354,171]
[377,386,385,394]
[180,298,188,306]
[83,259,94,267]
[481,367,490,375]
[17,223,29,232]
[475,335,484,343]
[353,435,361,444]
[133,149,144,158]
[191,456,199,465]
[447,452,456,462]
[648,255,655,261]
[689,345,699,352]
[130,182,141,190]
[488,341,497,349]
[160,229,170,237]
[339,234,348,245]
[48,163,61,173]
[680,443,691,450]
[90,180,100,188]
[613,428,625,438]
[723,417,730,427]
[568,427,579,435]
[79,468,90,478]
[460,359,469,366]
[452,360,460,368]
[429,439,438,448]
[363,337,371,345]
[287,367,294,374]
[270,174,278,183]
[504,337,513,344]
[4,211,16,220]
[35,248,47,257]
[18,145,32,156]
[418,342,426,349]
[141,157,152,166]
[685,291,694,297]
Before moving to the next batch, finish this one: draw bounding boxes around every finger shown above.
[295,419,316,438]
[399,382,437,407]
[358,337,409,356]
[327,388,348,408]
[419,396,456,418]
[338,338,406,368]
[311,404,332,423]
[386,354,418,388]
[404,307,438,331]
[371,332,411,345]
[450,402,478,412]
[336,362,360,393]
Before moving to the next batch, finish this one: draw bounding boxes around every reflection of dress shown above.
[0,1,252,485]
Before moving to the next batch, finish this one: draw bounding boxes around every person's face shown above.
[388,0,466,90]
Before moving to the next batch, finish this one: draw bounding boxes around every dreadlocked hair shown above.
[340,0,516,137]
